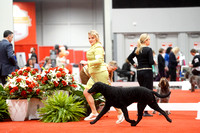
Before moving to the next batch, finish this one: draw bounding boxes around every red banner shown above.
[13,2,36,44]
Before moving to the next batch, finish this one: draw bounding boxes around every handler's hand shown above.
[80,60,88,65]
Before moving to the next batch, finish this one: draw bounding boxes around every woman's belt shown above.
[137,68,152,71]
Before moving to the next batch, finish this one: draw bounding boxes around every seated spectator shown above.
[25,58,34,68]
[43,56,52,70]
[120,59,135,81]
[32,57,41,73]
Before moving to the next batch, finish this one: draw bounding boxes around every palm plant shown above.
[38,91,86,122]
[0,96,10,121]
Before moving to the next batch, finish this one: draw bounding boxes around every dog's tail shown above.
[152,91,171,98]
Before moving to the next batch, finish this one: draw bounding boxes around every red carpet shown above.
[1,89,200,133]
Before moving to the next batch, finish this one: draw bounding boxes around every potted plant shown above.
[38,91,86,122]
[4,67,43,121]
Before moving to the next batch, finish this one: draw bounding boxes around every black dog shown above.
[88,82,172,126]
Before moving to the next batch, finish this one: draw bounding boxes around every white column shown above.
[0,0,14,41]
[103,0,112,63]
[177,33,189,64]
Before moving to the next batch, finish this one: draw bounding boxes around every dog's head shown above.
[158,77,169,93]
[88,82,106,94]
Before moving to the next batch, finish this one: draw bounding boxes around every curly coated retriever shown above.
[88,82,172,126]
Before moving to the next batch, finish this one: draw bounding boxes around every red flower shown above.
[17,70,23,75]
[26,67,31,72]
[10,89,15,94]
[31,71,36,75]
[15,69,18,72]
[27,88,32,93]
[56,72,61,78]
[54,81,59,87]
[9,86,12,90]
[58,68,64,72]
[16,78,21,83]
[13,86,19,91]
[36,89,40,95]
[21,90,27,97]
[61,71,66,77]
[34,68,38,72]
[37,75,42,80]
[11,72,16,76]
[26,80,30,85]
[72,76,75,82]
[28,84,34,89]
[70,84,77,88]
[43,76,48,81]
[23,72,28,76]
[61,81,67,86]
[42,80,46,84]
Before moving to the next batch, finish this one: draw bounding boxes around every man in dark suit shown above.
[0,30,19,85]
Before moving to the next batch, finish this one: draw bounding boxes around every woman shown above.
[165,47,172,79]
[43,56,52,70]
[80,30,110,121]
[127,33,155,116]
[25,58,34,68]
[79,60,124,123]
[169,47,180,81]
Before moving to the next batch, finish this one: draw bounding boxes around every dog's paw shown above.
[131,122,137,126]
[130,120,137,126]
[90,121,95,124]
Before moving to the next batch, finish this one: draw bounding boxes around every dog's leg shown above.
[120,107,136,125]
[132,102,147,126]
[148,102,172,123]
[90,104,111,124]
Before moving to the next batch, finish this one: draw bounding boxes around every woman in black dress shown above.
[127,33,155,116]
[168,47,180,81]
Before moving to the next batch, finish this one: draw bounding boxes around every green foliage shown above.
[38,91,86,123]
[0,84,7,99]
[0,96,10,121]
[71,84,105,115]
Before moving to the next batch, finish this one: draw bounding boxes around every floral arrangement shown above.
[4,67,42,99]
[37,67,78,93]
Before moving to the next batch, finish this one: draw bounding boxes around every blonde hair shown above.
[109,60,118,67]
[88,30,100,43]
[135,33,150,55]
[171,47,180,55]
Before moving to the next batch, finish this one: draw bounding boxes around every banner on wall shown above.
[194,42,200,50]
[13,2,36,44]
[129,43,137,51]
[161,43,173,49]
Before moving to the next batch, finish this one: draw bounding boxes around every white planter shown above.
[27,98,44,120]
[6,99,28,121]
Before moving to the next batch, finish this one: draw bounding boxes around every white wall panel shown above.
[95,0,103,23]
[70,0,93,23]
[43,25,68,46]
[112,7,200,33]
[70,24,93,47]
[43,1,68,24]
[96,24,104,44]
